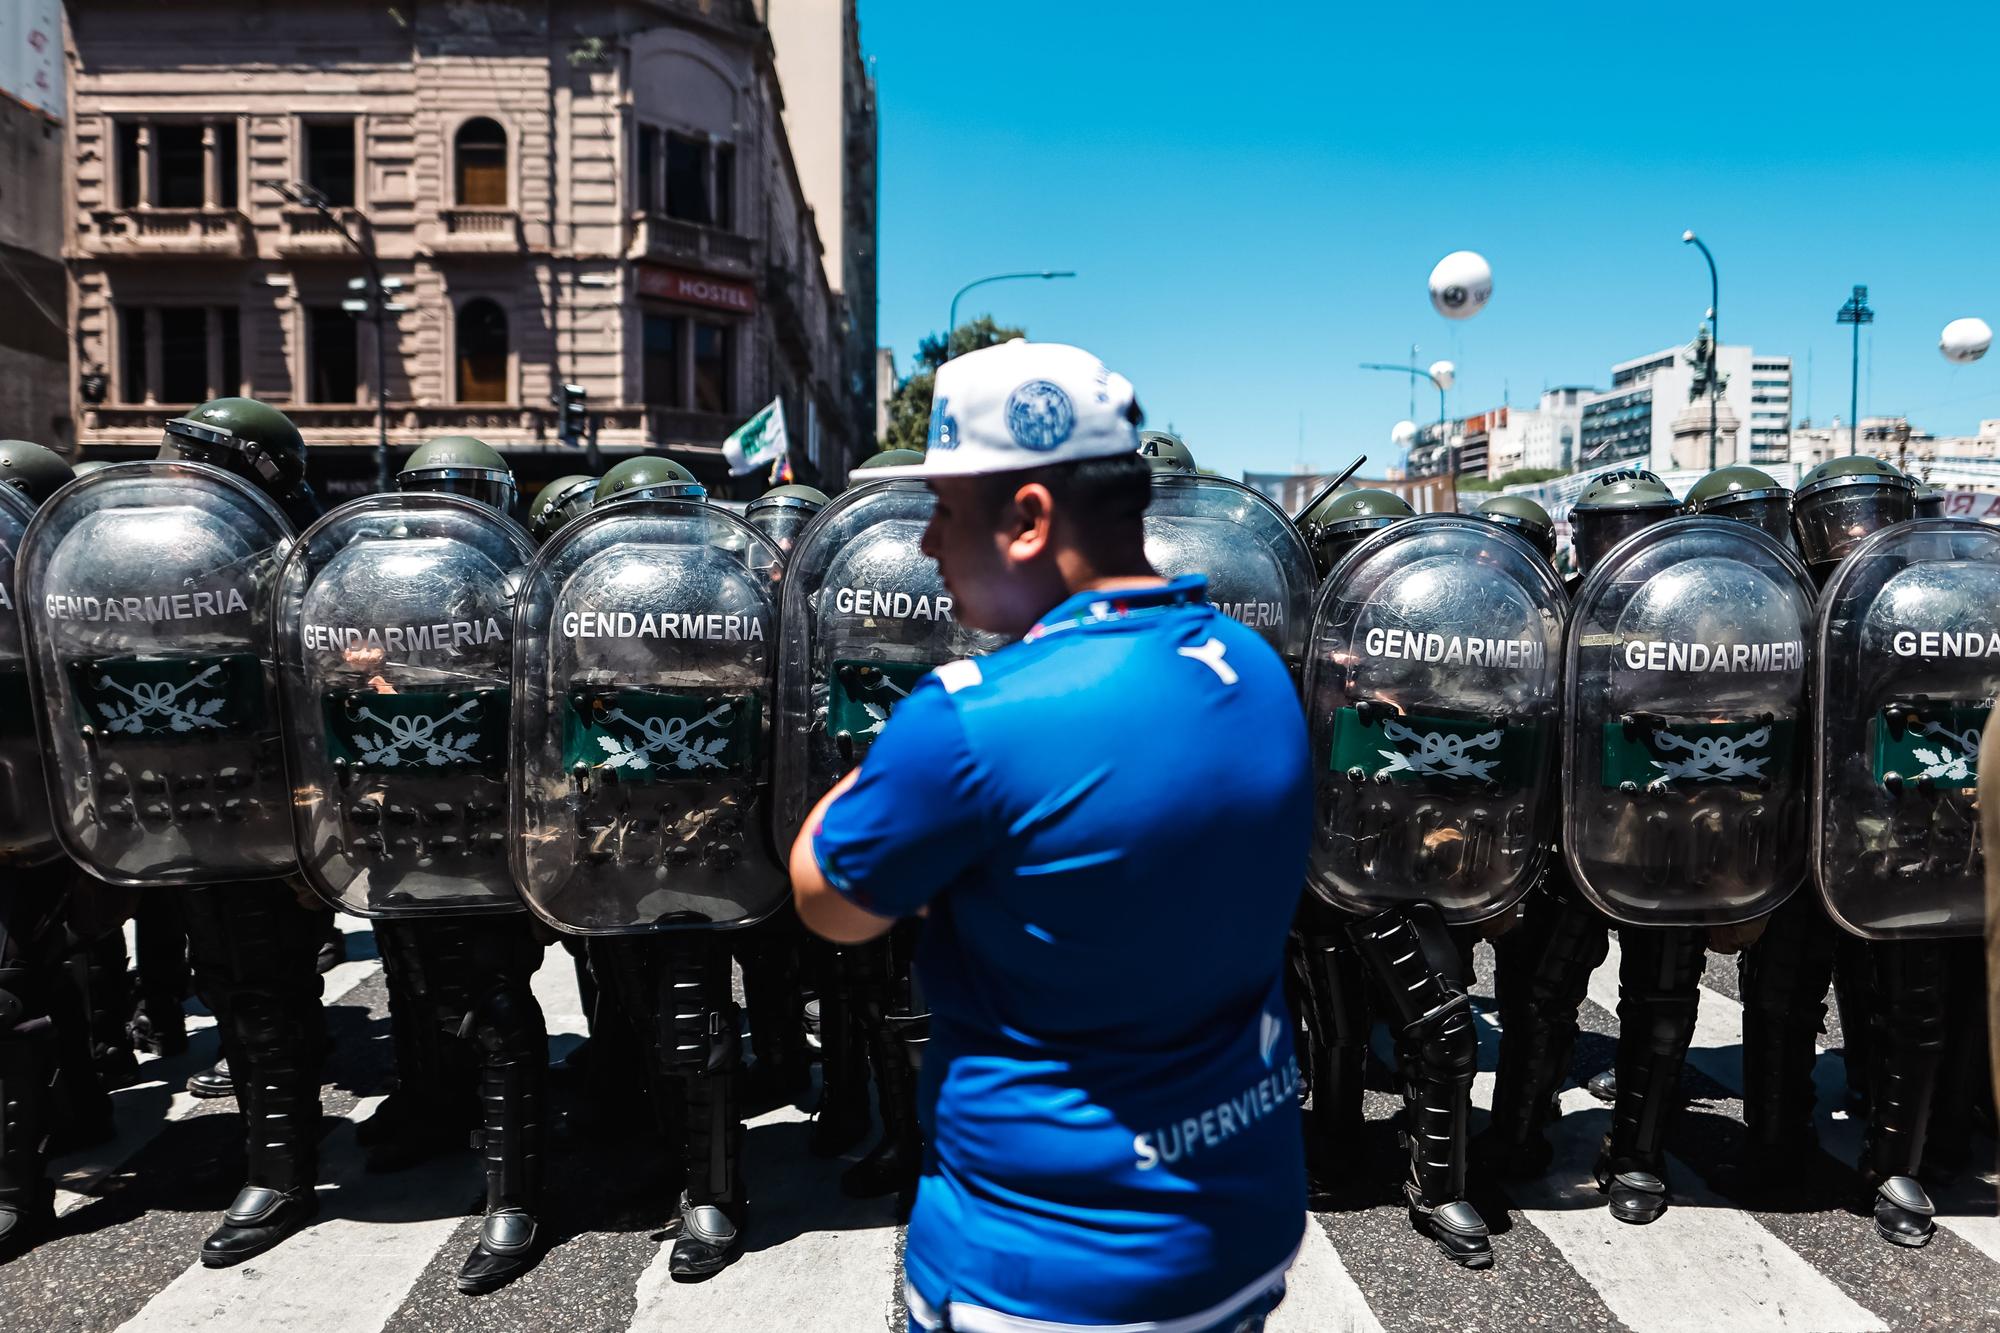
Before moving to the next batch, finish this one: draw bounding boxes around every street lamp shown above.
[270,180,396,492]
[1837,284,1875,456]
[1682,230,1721,468]
[945,270,1077,359]
[1361,359,1455,475]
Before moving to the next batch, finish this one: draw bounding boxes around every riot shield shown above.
[1144,473,1316,665]
[1563,515,1816,926]
[16,461,297,885]
[0,484,56,866]
[1814,518,2000,940]
[512,498,787,934]
[1302,516,1564,923]
[276,494,534,917]
[774,478,1003,849]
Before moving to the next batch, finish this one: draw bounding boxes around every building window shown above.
[217,122,239,209]
[154,125,205,208]
[692,321,731,413]
[304,120,357,208]
[114,119,239,209]
[119,307,147,403]
[115,304,242,404]
[308,305,360,404]
[159,308,209,405]
[456,299,509,403]
[643,312,681,407]
[665,133,707,223]
[115,122,142,207]
[637,125,659,213]
[455,118,508,207]
[712,143,734,231]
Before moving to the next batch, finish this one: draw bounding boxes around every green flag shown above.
[723,397,789,476]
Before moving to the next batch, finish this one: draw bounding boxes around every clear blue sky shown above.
[862,1,2000,480]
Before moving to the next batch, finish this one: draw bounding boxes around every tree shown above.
[879,316,1026,452]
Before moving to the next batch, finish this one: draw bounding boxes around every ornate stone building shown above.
[63,0,873,493]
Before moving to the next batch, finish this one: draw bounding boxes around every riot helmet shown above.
[594,455,706,505]
[1912,481,1946,519]
[397,434,517,514]
[528,474,598,544]
[1138,430,1196,473]
[745,483,828,556]
[1475,494,1556,560]
[158,396,308,496]
[1568,472,1680,575]
[1791,455,1914,572]
[848,449,925,488]
[1300,487,1412,581]
[1685,465,1792,546]
[0,440,74,507]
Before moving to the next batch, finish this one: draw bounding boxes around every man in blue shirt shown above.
[791,340,1312,1332]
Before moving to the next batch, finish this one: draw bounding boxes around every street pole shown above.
[945,270,1076,360]
[1682,231,1720,468]
[1836,285,1875,457]
[1360,360,1455,476]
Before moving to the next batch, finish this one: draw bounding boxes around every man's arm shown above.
[789,769,897,944]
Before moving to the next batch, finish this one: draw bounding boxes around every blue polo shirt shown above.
[812,576,1310,1331]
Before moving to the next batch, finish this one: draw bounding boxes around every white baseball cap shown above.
[864,339,1143,478]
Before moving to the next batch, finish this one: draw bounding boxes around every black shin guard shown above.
[1736,891,1836,1163]
[1485,887,1608,1163]
[1606,926,1705,1175]
[1863,940,1947,1184]
[1290,901,1368,1169]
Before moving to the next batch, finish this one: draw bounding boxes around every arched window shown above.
[456,298,508,403]
[455,118,508,207]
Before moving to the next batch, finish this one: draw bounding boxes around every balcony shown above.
[425,208,523,256]
[276,206,367,258]
[76,208,253,259]
[627,213,758,274]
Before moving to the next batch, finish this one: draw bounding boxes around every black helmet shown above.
[1912,481,1946,519]
[1138,430,1196,473]
[594,455,705,504]
[1685,464,1792,546]
[0,439,75,506]
[159,396,308,494]
[1792,455,1914,571]
[1569,472,1680,575]
[1300,487,1413,581]
[397,434,516,513]
[1476,494,1556,560]
[528,474,598,544]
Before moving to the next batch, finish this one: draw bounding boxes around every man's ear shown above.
[1005,481,1055,562]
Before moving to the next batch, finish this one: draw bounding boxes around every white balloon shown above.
[1391,420,1419,447]
[1427,360,1456,391]
[1429,250,1493,320]
[1940,317,1993,364]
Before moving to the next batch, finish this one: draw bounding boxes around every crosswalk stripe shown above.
[625,1098,904,1333]
[112,1095,474,1333]
[1267,1217,1385,1333]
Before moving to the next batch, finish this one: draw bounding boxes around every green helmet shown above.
[1913,482,1946,519]
[1476,494,1556,559]
[1569,472,1680,575]
[1684,465,1792,545]
[0,439,75,507]
[1300,487,1413,581]
[1138,430,1196,473]
[529,474,598,544]
[397,434,516,513]
[1792,455,1914,570]
[746,483,829,556]
[594,455,705,505]
[858,448,924,471]
[159,396,307,493]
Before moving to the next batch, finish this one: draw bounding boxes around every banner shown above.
[722,397,788,476]
[0,0,62,121]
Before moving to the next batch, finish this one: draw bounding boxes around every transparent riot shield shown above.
[1303,516,1565,923]
[1814,518,2000,940]
[774,478,1003,849]
[277,494,534,917]
[1564,515,1816,926]
[1145,473,1316,666]
[0,484,57,867]
[513,498,786,934]
[16,461,297,885]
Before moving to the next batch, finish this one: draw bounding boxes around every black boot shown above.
[0,1034,55,1262]
[841,1016,922,1201]
[1598,926,1705,1226]
[199,1031,320,1266]
[187,1057,235,1100]
[807,963,870,1158]
[457,1057,545,1293]
[669,1067,745,1280]
[1860,941,1945,1249]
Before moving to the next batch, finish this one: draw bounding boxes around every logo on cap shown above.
[1004,380,1075,452]
[928,393,960,451]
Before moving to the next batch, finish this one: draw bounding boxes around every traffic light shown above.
[554,382,588,446]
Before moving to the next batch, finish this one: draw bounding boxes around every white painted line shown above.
[112,1095,475,1333]
[625,1098,902,1332]
[1267,1216,1386,1333]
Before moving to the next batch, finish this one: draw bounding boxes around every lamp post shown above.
[945,270,1076,359]
[1682,230,1721,468]
[1361,359,1455,476]
[271,180,396,492]
[1837,285,1875,456]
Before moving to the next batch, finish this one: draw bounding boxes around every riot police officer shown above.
[1137,429,1197,474]
[17,398,328,1266]
[1685,465,1795,547]
[528,474,598,546]
[277,435,551,1291]
[743,483,828,560]
[1476,494,1558,560]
